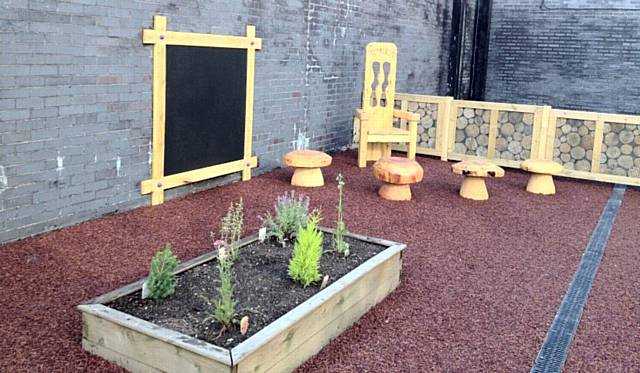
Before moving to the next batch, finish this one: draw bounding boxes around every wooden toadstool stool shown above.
[521,159,563,195]
[451,159,504,201]
[373,157,423,201]
[283,150,332,187]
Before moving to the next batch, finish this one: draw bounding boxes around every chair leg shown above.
[408,120,417,160]
[358,118,368,168]
[382,143,392,158]
[358,145,367,168]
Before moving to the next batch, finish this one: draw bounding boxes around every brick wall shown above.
[458,0,477,97]
[485,0,640,114]
[0,0,451,244]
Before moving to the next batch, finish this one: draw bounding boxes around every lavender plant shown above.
[333,174,350,256]
[261,191,310,244]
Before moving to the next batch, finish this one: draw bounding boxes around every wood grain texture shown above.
[243,24,258,181]
[521,159,563,174]
[283,150,332,168]
[438,96,454,160]
[591,118,605,173]
[531,106,544,159]
[141,157,257,194]
[373,157,424,184]
[452,159,505,178]
[541,106,554,161]
[143,30,262,50]
[487,109,498,159]
[80,307,232,372]
[355,43,417,166]
[149,15,167,205]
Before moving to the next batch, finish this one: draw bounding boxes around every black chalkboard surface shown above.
[164,45,247,176]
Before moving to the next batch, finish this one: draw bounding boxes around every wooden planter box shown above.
[78,228,406,373]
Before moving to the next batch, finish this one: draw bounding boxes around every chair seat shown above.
[367,126,411,143]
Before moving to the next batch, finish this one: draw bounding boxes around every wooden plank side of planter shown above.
[80,305,232,372]
[232,248,403,373]
[79,231,405,373]
[319,226,403,248]
[82,338,164,373]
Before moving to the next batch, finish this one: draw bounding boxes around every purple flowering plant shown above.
[259,191,311,245]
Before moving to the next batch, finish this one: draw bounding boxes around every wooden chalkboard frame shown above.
[140,16,261,205]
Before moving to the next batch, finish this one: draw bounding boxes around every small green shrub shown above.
[288,213,324,287]
[261,191,310,244]
[333,174,350,256]
[146,243,179,299]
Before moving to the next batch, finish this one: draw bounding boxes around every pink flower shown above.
[240,316,249,335]
[213,239,224,248]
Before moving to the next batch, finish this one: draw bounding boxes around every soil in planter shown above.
[109,234,386,349]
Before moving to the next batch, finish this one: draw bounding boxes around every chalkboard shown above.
[164,45,247,176]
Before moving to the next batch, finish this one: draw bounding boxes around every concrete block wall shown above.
[485,0,640,114]
[0,0,451,244]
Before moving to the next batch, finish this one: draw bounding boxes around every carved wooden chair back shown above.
[362,42,397,131]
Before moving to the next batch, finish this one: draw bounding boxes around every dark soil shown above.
[109,235,385,349]
[0,150,617,372]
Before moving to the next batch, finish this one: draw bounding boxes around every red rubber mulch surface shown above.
[0,150,613,372]
[564,187,640,372]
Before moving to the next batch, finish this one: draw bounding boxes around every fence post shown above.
[438,96,454,161]
[531,106,543,159]
[591,118,605,173]
[487,109,498,159]
[533,105,553,160]
[541,105,554,160]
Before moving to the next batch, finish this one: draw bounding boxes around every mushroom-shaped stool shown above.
[373,157,423,201]
[451,159,504,201]
[521,159,563,195]
[283,150,332,187]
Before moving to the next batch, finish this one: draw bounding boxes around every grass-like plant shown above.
[333,174,350,256]
[261,191,310,244]
[146,243,178,300]
[288,212,324,287]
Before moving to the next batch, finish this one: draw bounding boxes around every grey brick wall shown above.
[485,0,640,114]
[0,0,451,244]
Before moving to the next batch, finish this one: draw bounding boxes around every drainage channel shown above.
[530,184,626,373]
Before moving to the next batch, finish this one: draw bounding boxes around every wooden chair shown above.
[355,42,419,168]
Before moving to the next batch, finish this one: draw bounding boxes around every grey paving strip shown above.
[530,184,626,373]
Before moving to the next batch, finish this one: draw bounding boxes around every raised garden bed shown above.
[78,227,406,372]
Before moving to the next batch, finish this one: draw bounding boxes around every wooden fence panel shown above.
[390,95,451,158]
[374,93,640,187]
